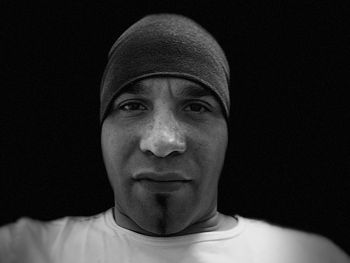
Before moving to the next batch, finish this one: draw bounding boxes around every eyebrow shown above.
[178,84,215,98]
[122,81,215,98]
[121,82,151,95]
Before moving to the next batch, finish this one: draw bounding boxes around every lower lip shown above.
[138,180,187,193]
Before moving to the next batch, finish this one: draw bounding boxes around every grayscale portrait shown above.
[2,2,349,262]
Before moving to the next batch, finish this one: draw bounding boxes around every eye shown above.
[184,103,210,113]
[119,101,147,112]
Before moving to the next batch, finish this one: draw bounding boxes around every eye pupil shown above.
[191,104,202,111]
[126,103,137,110]
[187,103,206,112]
[120,102,145,111]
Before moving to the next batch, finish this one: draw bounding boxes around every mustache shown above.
[132,157,191,172]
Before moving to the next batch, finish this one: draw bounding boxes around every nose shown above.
[140,110,186,157]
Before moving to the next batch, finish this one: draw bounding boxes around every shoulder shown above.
[0,217,50,245]
[0,210,112,262]
[0,211,105,241]
[238,216,349,263]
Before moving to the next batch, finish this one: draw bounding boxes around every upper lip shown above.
[133,172,191,182]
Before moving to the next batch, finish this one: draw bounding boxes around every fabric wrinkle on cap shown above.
[100,14,230,123]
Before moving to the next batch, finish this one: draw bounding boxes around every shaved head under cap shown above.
[100,14,230,123]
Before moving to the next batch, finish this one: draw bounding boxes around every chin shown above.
[134,193,195,237]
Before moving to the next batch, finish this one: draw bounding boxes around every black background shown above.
[2,0,349,253]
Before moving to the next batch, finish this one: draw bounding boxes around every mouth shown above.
[133,172,191,181]
[133,172,192,192]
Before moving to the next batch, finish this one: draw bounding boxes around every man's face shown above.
[101,77,228,236]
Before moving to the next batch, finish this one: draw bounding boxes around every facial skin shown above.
[101,77,230,236]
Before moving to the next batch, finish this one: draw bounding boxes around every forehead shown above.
[120,77,217,98]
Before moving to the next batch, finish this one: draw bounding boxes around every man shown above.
[0,13,348,263]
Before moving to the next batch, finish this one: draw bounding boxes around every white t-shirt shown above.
[0,208,348,263]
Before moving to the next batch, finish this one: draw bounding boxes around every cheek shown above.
[101,121,139,176]
[190,122,228,178]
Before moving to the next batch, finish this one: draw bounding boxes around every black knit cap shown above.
[100,14,230,123]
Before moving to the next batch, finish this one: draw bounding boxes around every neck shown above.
[112,207,237,237]
[176,210,238,235]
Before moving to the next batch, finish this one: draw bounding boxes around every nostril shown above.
[140,130,186,157]
[165,150,182,158]
[139,113,187,157]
